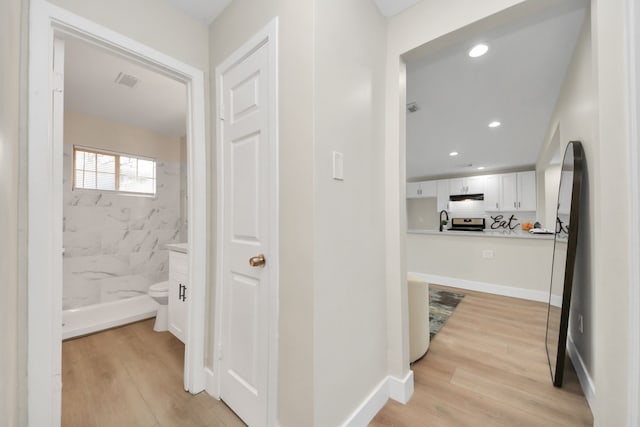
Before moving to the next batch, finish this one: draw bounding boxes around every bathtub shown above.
[62,295,159,340]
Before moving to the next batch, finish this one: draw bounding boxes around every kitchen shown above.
[405,1,587,301]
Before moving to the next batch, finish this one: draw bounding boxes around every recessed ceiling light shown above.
[488,121,501,128]
[477,166,485,170]
[468,43,489,58]
[449,151,459,157]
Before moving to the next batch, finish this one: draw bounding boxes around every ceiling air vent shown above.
[114,72,139,88]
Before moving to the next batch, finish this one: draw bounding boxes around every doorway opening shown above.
[27,1,208,424]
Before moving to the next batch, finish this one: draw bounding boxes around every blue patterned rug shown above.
[430,288,465,340]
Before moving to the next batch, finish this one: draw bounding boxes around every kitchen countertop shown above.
[166,243,188,253]
[408,229,555,240]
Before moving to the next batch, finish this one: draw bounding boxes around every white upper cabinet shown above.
[436,179,449,211]
[406,180,437,198]
[484,175,502,212]
[501,171,536,211]
[449,176,485,195]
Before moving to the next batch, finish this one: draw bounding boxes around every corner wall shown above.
[535,16,596,389]
[313,0,388,425]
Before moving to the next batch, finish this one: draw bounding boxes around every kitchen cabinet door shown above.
[466,175,486,194]
[484,175,501,212]
[449,178,466,195]
[517,171,537,211]
[407,182,421,198]
[501,173,518,210]
[436,179,449,211]
[419,180,437,197]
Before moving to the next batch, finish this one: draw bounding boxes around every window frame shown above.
[72,145,157,196]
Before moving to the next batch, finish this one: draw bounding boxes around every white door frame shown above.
[27,0,208,424]
[626,0,640,424]
[212,18,280,427]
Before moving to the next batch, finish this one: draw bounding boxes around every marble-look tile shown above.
[64,254,130,281]
[63,232,102,257]
[62,276,101,310]
[99,274,155,303]
[64,207,109,232]
[101,230,151,254]
[130,251,169,275]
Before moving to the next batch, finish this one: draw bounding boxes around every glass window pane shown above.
[75,150,85,170]
[85,152,97,172]
[120,156,137,177]
[74,170,84,188]
[97,172,116,190]
[83,170,97,189]
[138,159,155,178]
[97,154,116,173]
[119,175,135,192]
[137,178,155,194]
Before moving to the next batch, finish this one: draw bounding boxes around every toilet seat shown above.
[149,281,169,297]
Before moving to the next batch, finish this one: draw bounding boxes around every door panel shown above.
[219,42,271,427]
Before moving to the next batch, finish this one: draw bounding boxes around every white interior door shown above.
[217,31,276,427]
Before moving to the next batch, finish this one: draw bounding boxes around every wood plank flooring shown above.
[370,285,593,427]
[61,319,246,427]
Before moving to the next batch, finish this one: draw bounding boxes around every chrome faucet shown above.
[439,210,449,232]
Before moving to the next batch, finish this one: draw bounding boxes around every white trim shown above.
[626,0,640,425]
[204,367,217,398]
[567,335,596,413]
[388,370,414,404]
[213,17,280,427]
[28,0,208,423]
[409,272,558,305]
[342,377,391,427]
[341,372,414,427]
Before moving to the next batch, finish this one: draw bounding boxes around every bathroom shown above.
[61,35,189,342]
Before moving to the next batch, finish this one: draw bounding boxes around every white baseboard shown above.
[342,371,414,427]
[409,272,558,304]
[567,336,596,413]
[388,370,414,404]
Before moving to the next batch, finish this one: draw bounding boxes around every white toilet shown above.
[148,281,169,332]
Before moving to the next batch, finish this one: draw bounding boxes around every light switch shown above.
[332,151,344,181]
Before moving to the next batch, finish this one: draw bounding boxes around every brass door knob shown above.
[249,253,266,268]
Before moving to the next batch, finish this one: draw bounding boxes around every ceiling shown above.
[406,4,587,180]
[159,0,418,23]
[64,36,187,137]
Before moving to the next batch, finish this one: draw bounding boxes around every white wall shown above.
[591,0,633,423]
[0,0,26,423]
[209,1,316,425]
[407,233,554,294]
[312,0,387,425]
[388,0,635,425]
[536,17,595,384]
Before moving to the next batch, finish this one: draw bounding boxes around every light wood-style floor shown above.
[370,285,593,427]
[62,319,246,427]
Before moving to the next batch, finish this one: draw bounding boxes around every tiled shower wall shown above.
[62,111,184,310]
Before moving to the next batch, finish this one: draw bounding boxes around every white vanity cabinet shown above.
[168,250,188,343]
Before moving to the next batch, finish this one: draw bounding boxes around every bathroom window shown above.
[73,146,156,195]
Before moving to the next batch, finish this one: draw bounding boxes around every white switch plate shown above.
[332,151,344,181]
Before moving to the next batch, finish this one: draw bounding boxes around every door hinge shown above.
[217,343,223,361]
[53,72,64,93]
